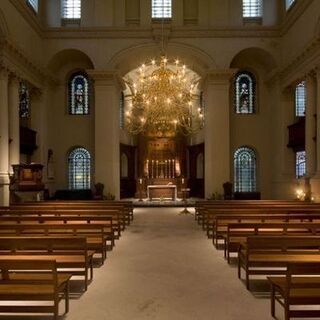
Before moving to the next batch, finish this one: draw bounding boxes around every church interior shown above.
[0,0,320,319]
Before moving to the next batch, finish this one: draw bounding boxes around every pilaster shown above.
[203,69,236,197]
[88,70,123,199]
[0,68,10,206]
[8,74,20,173]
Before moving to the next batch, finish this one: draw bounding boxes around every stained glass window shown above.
[120,92,125,129]
[295,81,305,117]
[234,72,256,114]
[152,0,172,18]
[68,147,91,189]
[242,0,262,18]
[62,0,81,19]
[234,147,257,192]
[27,0,38,12]
[68,72,89,115]
[296,151,306,179]
[19,82,30,118]
[286,0,295,10]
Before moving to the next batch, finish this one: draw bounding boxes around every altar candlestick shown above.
[171,159,174,178]
[151,160,154,178]
[156,160,158,178]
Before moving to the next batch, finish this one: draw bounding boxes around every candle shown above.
[139,178,142,184]
[182,178,184,184]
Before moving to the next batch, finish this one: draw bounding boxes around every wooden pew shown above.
[10,201,133,226]
[0,259,71,320]
[0,236,93,291]
[225,222,320,263]
[0,214,116,248]
[212,213,320,245]
[237,236,320,290]
[0,223,109,264]
[6,208,125,232]
[196,201,320,228]
[205,209,320,237]
[268,262,320,320]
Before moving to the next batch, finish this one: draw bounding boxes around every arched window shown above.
[234,71,256,114]
[242,0,262,18]
[62,0,81,19]
[19,82,30,118]
[68,147,91,189]
[295,151,306,179]
[152,0,172,18]
[295,81,305,117]
[234,147,257,192]
[68,72,89,115]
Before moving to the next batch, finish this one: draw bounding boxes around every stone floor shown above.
[66,207,273,320]
[0,207,285,320]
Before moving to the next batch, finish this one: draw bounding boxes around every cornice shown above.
[87,69,124,90]
[0,38,55,88]
[281,0,315,36]
[8,0,43,37]
[204,69,237,85]
[43,26,280,40]
[279,37,320,87]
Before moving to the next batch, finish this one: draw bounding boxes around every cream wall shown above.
[0,0,319,202]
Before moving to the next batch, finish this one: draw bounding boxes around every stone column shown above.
[0,68,10,206]
[204,69,235,197]
[8,75,20,173]
[88,70,122,199]
[305,73,316,177]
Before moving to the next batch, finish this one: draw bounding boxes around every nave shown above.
[66,207,271,320]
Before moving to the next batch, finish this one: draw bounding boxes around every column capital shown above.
[204,69,237,86]
[87,69,125,90]
[0,67,9,81]
[8,73,20,87]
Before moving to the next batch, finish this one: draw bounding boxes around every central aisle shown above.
[68,207,272,320]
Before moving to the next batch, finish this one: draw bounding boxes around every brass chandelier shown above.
[125,56,203,137]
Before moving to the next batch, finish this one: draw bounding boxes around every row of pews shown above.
[195,200,320,320]
[0,200,133,320]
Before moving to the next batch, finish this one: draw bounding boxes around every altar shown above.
[147,184,177,201]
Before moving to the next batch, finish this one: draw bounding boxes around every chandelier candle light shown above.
[125,56,203,136]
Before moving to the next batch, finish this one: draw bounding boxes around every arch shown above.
[106,42,217,78]
[47,49,95,73]
[229,47,278,75]
[68,147,91,190]
[196,152,204,179]
[233,146,257,192]
[0,9,9,38]
[120,153,129,178]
